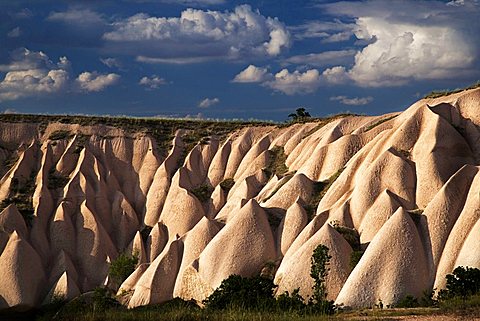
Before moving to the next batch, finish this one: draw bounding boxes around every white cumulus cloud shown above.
[289,20,356,42]
[232,65,271,83]
[283,49,356,67]
[0,48,121,101]
[0,48,70,102]
[234,65,326,95]
[322,66,349,84]
[198,97,220,108]
[348,18,474,86]
[76,72,120,92]
[320,0,479,87]
[104,5,291,63]
[330,95,373,106]
[47,8,105,26]
[139,75,167,89]
[265,69,321,95]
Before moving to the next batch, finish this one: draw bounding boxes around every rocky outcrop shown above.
[0,88,479,309]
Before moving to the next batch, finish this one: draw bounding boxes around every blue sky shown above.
[0,0,479,121]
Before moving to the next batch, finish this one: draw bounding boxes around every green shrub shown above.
[140,226,153,243]
[288,108,311,123]
[263,146,289,179]
[439,294,480,314]
[396,295,419,308]
[133,297,200,313]
[332,223,360,251]
[365,115,397,132]
[276,289,305,312]
[191,184,214,203]
[349,250,364,270]
[0,171,36,226]
[310,244,331,303]
[48,130,73,141]
[109,253,139,288]
[438,266,480,300]
[92,287,121,312]
[51,288,122,319]
[219,178,235,192]
[203,275,277,310]
[309,244,335,315]
[47,168,70,190]
[423,81,480,99]
[305,169,343,220]
[419,289,437,307]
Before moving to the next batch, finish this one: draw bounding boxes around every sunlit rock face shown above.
[0,88,480,309]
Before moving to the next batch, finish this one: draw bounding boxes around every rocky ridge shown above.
[0,88,479,309]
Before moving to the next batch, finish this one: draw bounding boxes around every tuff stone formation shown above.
[0,88,479,309]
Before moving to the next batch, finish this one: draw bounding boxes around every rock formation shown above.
[0,88,479,309]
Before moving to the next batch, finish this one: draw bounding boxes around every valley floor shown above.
[1,306,477,321]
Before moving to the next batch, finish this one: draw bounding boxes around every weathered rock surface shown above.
[0,88,479,309]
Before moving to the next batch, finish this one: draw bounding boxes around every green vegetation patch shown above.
[310,244,336,314]
[288,107,311,123]
[1,151,19,174]
[49,130,74,141]
[438,266,480,300]
[0,171,36,226]
[191,184,214,203]
[219,178,235,192]
[331,221,360,251]
[109,253,139,289]
[203,275,277,310]
[73,134,91,154]
[349,250,364,271]
[263,146,289,179]
[439,294,480,315]
[424,81,480,99]
[262,172,295,203]
[365,115,397,132]
[0,113,274,158]
[305,169,343,220]
[47,168,70,190]
[140,226,153,243]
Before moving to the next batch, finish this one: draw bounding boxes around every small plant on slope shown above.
[219,178,235,192]
[191,184,214,203]
[310,244,335,314]
[109,252,138,289]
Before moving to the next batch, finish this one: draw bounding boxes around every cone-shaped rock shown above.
[198,199,276,290]
[0,231,46,309]
[128,238,183,308]
[277,199,308,256]
[174,217,223,299]
[335,208,429,307]
[275,223,352,300]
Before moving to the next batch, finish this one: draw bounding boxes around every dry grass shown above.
[424,81,480,99]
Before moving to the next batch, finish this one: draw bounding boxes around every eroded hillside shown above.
[1,88,480,310]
